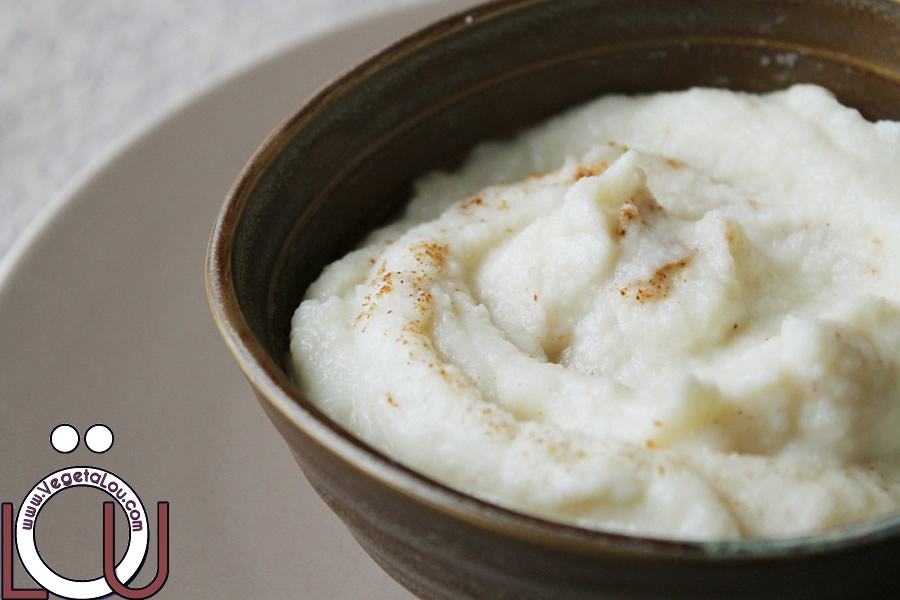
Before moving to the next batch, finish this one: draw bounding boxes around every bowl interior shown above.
[214,0,900,543]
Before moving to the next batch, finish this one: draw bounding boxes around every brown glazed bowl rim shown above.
[207,0,900,561]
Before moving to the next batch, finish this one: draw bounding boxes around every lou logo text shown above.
[1,425,170,599]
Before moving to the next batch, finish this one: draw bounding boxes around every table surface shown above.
[1,0,440,261]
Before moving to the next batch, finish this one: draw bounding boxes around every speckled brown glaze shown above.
[207,1,900,597]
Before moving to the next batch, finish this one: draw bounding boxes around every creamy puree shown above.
[291,85,900,539]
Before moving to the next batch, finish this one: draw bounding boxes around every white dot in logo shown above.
[85,423,114,453]
[50,424,79,453]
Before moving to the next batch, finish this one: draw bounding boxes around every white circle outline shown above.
[16,466,149,600]
[50,424,79,454]
[84,424,114,454]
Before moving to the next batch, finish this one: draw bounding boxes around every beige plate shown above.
[0,2,474,597]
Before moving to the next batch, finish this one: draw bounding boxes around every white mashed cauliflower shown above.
[291,85,900,540]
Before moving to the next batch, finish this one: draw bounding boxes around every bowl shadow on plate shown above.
[209,1,900,598]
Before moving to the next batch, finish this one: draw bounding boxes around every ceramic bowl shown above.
[207,1,900,597]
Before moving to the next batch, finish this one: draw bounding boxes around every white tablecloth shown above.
[1,0,437,260]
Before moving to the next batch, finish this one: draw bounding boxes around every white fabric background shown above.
[0,0,439,259]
